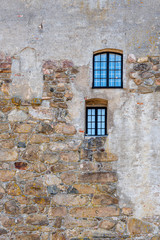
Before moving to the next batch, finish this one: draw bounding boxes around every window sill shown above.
[85,134,108,138]
[92,87,123,89]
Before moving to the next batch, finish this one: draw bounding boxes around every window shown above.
[86,107,107,136]
[93,49,123,88]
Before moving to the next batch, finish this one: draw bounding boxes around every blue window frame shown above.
[86,107,107,136]
[93,52,123,88]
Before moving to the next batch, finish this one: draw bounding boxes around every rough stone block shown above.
[6,182,21,196]
[49,207,67,217]
[128,218,156,235]
[52,194,88,206]
[30,134,50,144]
[92,194,118,205]
[78,172,117,183]
[55,123,76,135]
[99,220,116,230]
[13,123,32,133]
[60,151,79,162]
[0,170,16,181]
[26,214,48,226]
[0,149,18,161]
[8,110,28,122]
[24,182,47,196]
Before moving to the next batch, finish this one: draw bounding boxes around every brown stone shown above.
[122,207,133,215]
[99,220,116,230]
[6,182,21,196]
[24,182,47,196]
[5,200,19,214]
[48,207,67,217]
[1,216,16,227]
[0,170,16,181]
[134,79,143,85]
[0,149,18,161]
[64,216,98,228]
[50,163,76,173]
[31,162,47,173]
[43,152,59,164]
[128,218,155,235]
[26,214,48,225]
[55,123,76,135]
[64,91,73,100]
[21,206,38,214]
[0,186,5,199]
[78,172,117,183]
[97,184,116,194]
[52,194,88,206]
[0,228,7,235]
[73,184,95,194]
[70,206,120,217]
[93,151,118,162]
[17,195,32,205]
[0,139,14,148]
[141,71,154,79]
[13,123,32,133]
[38,123,54,134]
[15,162,28,170]
[30,134,50,144]
[58,102,68,109]
[52,232,66,240]
[92,194,118,205]
[16,234,40,240]
[54,217,63,228]
[22,145,40,161]
[155,72,160,78]
[60,172,77,184]
[60,151,79,162]
[33,197,50,205]
[138,86,153,94]
[0,123,9,132]
[155,78,160,86]
[152,236,160,240]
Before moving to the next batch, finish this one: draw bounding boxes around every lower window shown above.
[86,107,107,136]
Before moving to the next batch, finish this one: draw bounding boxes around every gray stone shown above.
[133,63,150,71]
[8,110,28,122]
[144,78,154,86]
[140,72,154,79]
[47,185,59,195]
[17,142,26,148]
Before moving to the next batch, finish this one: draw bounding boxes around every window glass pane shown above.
[88,109,91,115]
[109,62,115,70]
[102,109,105,115]
[92,116,95,121]
[98,122,101,128]
[98,115,101,121]
[97,129,101,135]
[101,71,107,78]
[115,79,121,87]
[109,70,115,79]
[88,116,91,121]
[92,109,95,115]
[92,129,95,135]
[98,109,101,115]
[116,62,121,69]
[88,129,91,135]
[102,122,105,128]
[92,122,95,128]
[101,54,107,61]
[94,79,100,87]
[109,79,115,87]
[95,55,100,61]
[116,55,121,61]
[101,80,106,87]
[94,71,100,78]
[101,129,105,135]
[88,123,91,128]
[94,62,100,69]
[101,62,106,70]
[115,71,121,78]
[109,54,115,61]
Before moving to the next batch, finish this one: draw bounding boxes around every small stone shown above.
[1,216,16,228]
[67,186,79,194]
[141,71,154,79]
[0,139,14,148]
[60,172,76,185]
[99,220,115,230]
[73,184,95,194]
[115,221,126,233]
[22,144,40,161]
[0,123,9,132]
[55,123,76,135]
[31,162,47,173]
[6,182,21,196]
[134,63,151,71]
[48,207,67,217]
[11,97,21,106]
[33,197,50,205]
[26,215,48,226]
[155,86,160,92]
[138,86,153,94]
[52,194,88,206]
[31,98,42,105]
[8,109,28,122]
[155,72,160,78]
[0,149,18,161]
[14,123,32,133]
[30,134,50,144]
[134,79,142,85]
[45,174,62,186]
[153,65,158,71]
[0,228,7,235]
[70,206,120,217]
[144,78,154,86]
[92,194,118,205]
[60,151,79,162]
[78,172,117,183]
[128,218,155,235]
[129,72,139,79]
[24,182,47,196]
[15,162,28,170]
[155,78,160,85]
[137,56,148,63]
[152,236,160,240]
[52,232,66,240]
[47,185,59,195]
[127,54,136,63]
[18,142,26,148]
[21,205,38,214]
[122,207,133,215]
[0,170,16,181]
[0,186,5,199]
[16,234,40,240]
[149,57,159,65]
[38,123,54,134]
[43,152,59,164]
[5,200,19,214]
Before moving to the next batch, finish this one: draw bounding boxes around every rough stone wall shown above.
[0,0,160,239]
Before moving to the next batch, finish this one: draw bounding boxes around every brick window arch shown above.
[93,49,123,88]
[85,98,108,136]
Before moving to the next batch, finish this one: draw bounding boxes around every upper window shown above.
[93,49,123,88]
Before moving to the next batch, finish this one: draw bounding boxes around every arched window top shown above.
[93,49,123,88]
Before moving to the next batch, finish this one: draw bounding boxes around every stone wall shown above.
[0,53,160,239]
